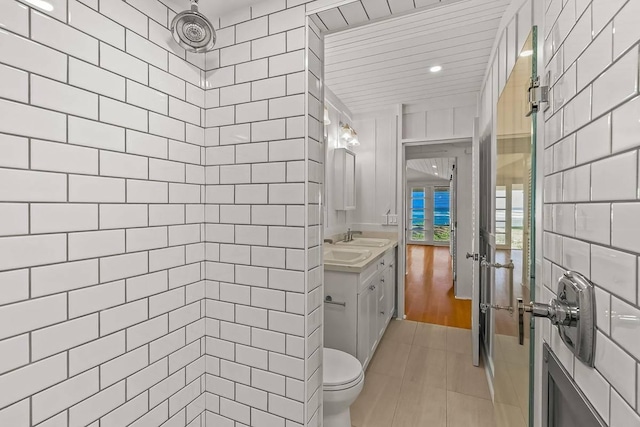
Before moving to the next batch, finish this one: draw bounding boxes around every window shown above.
[495,185,507,246]
[433,187,451,242]
[410,188,426,241]
[511,184,524,249]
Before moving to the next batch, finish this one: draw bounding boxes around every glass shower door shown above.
[492,28,537,427]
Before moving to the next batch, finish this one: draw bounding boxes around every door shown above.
[490,29,537,427]
[357,275,377,367]
[470,118,481,367]
[451,166,457,286]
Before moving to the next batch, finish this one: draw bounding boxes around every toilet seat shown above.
[323,348,364,391]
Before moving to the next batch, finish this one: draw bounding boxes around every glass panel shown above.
[433,187,450,242]
[411,219,426,229]
[492,28,536,427]
[408,187,429,242]
[411,231,425,241]
[411,209,425,219]
[412,198,426,209]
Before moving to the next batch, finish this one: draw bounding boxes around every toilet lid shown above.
[323,348,363,388]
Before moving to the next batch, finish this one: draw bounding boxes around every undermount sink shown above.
[324,248,372,265]
[336,238,391,248]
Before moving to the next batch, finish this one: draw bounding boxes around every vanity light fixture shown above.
[349,129,360,147]
[520,49,534,57]
[430,65,442,73]
[340,122,360,146]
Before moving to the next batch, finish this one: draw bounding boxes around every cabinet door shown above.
[385,262,396,322]
[357,284,373,367]
[378,272,387,339]
[368,282,379,356]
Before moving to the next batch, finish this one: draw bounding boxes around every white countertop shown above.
[323,238,398,273]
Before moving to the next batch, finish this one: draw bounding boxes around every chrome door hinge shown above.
[526,76,549,117]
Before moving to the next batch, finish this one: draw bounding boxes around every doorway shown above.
[404,155,472,328]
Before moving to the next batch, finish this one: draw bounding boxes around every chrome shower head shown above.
[171,0,216,53]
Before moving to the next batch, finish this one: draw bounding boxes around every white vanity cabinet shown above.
[324,247,396,369]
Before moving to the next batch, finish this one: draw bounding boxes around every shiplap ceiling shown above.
[407,158,454,181]
[324,0,511,114]
[313,0,464,33]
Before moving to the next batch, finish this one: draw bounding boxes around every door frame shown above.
[396,136,473,320]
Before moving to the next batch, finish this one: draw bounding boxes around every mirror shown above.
[334,148,357,211]
[345,150,356,209]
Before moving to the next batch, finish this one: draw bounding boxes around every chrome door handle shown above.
[325,295,346,307]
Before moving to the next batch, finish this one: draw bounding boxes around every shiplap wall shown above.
[0,0,209,426]
[403,93,478,140]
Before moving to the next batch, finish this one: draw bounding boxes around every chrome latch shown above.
[526,76,549,116]
[466,252,479,261]
[518,271,596,367]
[481,260,515,270]
[480,303,514,315]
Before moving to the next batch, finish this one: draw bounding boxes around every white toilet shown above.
[323,348,365,427]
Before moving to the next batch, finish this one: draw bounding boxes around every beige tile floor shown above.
[350,320,526,427]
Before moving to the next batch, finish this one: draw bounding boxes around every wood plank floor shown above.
[351,320,526,427]
[404,245,472,329]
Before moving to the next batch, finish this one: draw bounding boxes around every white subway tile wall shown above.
[3,0,324,425]
[0,0,212,425]
[202,1,323,426]
[543,0,640,423]
[479,0,640,424]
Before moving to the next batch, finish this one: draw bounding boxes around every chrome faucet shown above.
[344,229,362,242]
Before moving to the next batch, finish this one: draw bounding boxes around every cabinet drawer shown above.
[377,250,395,270]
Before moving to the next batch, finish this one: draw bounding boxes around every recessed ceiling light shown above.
[520,49,534,57]
[430,65,442,73]
[23,0,54,11]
